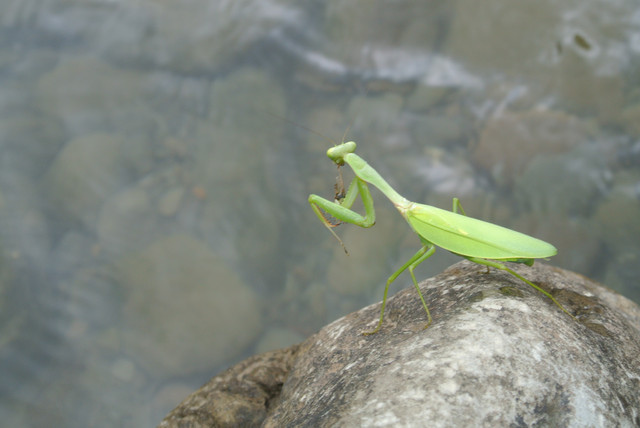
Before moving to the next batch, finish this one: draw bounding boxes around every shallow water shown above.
[0,0,639,426]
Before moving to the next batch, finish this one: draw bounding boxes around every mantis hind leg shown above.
[465,257,575,320]
[363,244,436,335]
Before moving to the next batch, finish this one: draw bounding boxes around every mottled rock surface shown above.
[159,346,299,427]
[161,261,640,427]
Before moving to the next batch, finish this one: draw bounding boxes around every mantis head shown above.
[327,142,357,165]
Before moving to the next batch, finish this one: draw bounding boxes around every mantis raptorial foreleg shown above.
[309,177,375,253]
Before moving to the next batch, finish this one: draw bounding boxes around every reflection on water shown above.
[1,0,639,426]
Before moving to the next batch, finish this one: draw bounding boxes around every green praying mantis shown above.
[309,141,575,335]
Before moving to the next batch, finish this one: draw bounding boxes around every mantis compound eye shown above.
[327,141,357,163]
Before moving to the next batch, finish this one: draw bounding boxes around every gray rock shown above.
[160,261,640,427]
[159,346,300,428]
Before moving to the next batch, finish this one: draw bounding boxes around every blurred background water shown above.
[1,0,639,425]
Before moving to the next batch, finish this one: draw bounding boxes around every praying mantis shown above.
[309,141,575,335]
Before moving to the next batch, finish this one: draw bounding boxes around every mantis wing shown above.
[404,204,557,260]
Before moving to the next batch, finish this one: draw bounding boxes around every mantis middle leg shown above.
[363,244,436,335]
